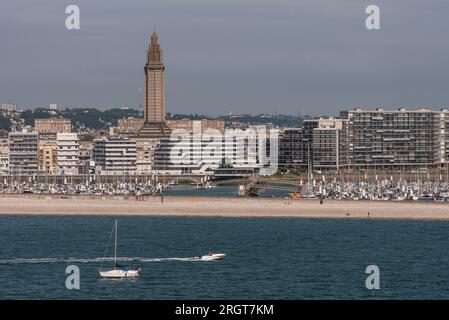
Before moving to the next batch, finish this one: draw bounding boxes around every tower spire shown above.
[147,30,162,64]
[139,31,171,138]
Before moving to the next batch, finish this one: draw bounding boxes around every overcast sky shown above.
[1,0,449,116]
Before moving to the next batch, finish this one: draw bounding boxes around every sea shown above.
[0,186,449,299]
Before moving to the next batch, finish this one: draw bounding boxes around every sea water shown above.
[0,215,448,299]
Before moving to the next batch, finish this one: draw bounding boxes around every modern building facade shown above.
[279,108,449,171]
[279,118,342,171]
[309,119,342,170]
[57,133,79,175]
[9,131,39,175]
[93,137,137,174]
[279,128,303,170]
[339,108,442,168]
[441,108,449,164]
[0,139,9,175]
[152,127,279,175]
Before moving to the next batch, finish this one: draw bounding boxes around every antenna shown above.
[139,87,143,113]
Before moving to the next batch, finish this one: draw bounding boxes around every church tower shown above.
[139,31,171,138]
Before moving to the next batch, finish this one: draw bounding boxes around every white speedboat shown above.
[200,253,226,261]
[99,220,140,278]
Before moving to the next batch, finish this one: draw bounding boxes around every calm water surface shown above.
[1,215,449,299]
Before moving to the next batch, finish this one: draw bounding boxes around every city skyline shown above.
[1,0,449,116]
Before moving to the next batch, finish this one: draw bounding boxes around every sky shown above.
[1,0,449,116]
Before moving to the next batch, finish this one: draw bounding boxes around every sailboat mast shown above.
[114,219,117,268]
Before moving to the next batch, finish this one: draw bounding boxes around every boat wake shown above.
[0,256,202,265]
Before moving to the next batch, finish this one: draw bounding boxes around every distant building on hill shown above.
[35,118,71,135]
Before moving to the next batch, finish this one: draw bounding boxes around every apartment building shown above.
[37,139,58,174]
[279,128,303,170]
[0,139,9,175]
[311,126,341,170]
[9,131,39,175]
[303,118,342,170]
[93,137,137,174]
[57,133,80,175]
[340,108,442,168]
[440,108,449,164]
[152,127,279,175]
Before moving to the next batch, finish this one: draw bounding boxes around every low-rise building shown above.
[117,117,144,135]
[35,118,71,135]
[117,118,226,136]
[166,119,225,135]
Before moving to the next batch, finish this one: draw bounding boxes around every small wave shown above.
[140,257,199,262]
[0,256,200,265]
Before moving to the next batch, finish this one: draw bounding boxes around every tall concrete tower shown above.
[139,31,171,138]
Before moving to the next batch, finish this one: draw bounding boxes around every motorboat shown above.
[199,253,226,261]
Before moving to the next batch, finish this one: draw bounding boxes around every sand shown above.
[0,195,448,220]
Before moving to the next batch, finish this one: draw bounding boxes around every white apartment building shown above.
[0,138,9,175]
[152,126,279,175]
[92,137,137,175]
[57,133,80,175]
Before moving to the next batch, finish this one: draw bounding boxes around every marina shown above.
[0,173,448,203]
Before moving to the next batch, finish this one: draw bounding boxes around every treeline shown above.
[20,108,142,130]
[4,108,304,132]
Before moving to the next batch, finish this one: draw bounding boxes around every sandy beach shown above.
[0,195,448,220]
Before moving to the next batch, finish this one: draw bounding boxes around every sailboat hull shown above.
[99,270,140,278]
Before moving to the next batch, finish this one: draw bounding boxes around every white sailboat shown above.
[99,220,140,278]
